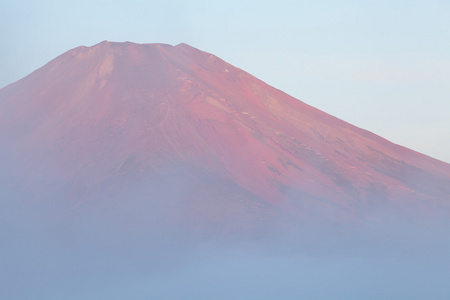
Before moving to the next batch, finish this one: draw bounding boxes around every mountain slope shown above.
[1,41,449,227]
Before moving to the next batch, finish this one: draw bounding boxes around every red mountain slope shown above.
[1,41,449,226]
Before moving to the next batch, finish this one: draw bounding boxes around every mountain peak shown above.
[94,40,174,48]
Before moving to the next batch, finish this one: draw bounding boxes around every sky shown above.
[1,0,449,162]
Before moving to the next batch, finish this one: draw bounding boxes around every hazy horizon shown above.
[2,164,450,299]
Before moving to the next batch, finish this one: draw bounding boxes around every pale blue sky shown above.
[1,0,449,162]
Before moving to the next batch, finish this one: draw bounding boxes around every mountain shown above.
[1,41,449,231]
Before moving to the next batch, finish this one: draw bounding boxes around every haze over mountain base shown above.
[2,154,450,299]
[2,180,450,300]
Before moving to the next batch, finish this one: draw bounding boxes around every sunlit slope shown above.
[1,41,449,225]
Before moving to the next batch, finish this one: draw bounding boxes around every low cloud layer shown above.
[2,169,450,300]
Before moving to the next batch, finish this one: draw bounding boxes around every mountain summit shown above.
[1,41,449,229]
